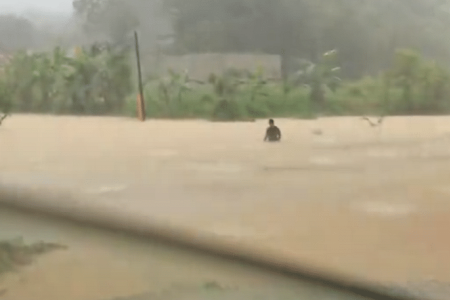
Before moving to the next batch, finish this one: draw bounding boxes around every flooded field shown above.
[1,114,450,298]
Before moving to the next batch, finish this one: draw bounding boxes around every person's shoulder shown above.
[275,126,281,131]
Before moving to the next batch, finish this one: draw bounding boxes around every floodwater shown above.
[2,114,450,299]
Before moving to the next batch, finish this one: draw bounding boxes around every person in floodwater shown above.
[264,119,282,142]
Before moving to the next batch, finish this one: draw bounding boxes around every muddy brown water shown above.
[2,115,450,299]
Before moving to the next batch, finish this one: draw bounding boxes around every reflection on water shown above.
[0,206,370,300]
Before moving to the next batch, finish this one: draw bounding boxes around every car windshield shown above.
[1,0,450,299]
[0,186,431,300]
[0,189,378,300]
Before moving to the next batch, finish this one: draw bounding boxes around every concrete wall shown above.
[142,53,281,80]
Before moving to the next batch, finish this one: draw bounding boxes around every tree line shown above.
[3,0,450,80]
[2,0,450,122]
[1,46,449,123]
[71,0,450,79]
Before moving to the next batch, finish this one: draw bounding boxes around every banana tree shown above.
[389,49,422,112]
[0,43,133,116]
[30,53,58,112]
[59,44,133,115]
[3,51,37,112]
[207,70,250,99]
[414,58,450,112]
[167,69,194,103]
[157,69,204,115]
[2,49,66,113]
[244,66,270,102]
[102,45,133,113]
[291,49,341,107]
[208,71,252,121]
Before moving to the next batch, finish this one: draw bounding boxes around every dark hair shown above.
[269,119,274,124]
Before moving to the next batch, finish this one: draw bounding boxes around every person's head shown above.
[269,119,275,127]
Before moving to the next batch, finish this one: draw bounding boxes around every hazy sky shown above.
[0,0,72,13]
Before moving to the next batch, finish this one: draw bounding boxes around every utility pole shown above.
[134,31,146,121]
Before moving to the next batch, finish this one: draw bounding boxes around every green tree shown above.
[291,50,341,108]
[1,44,133,115]
[389,49,422,112]
[162,0,450,79]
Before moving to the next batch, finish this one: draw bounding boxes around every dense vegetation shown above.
[2,0,450,122]
[1,45,450,122]
[0,44,132,119]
